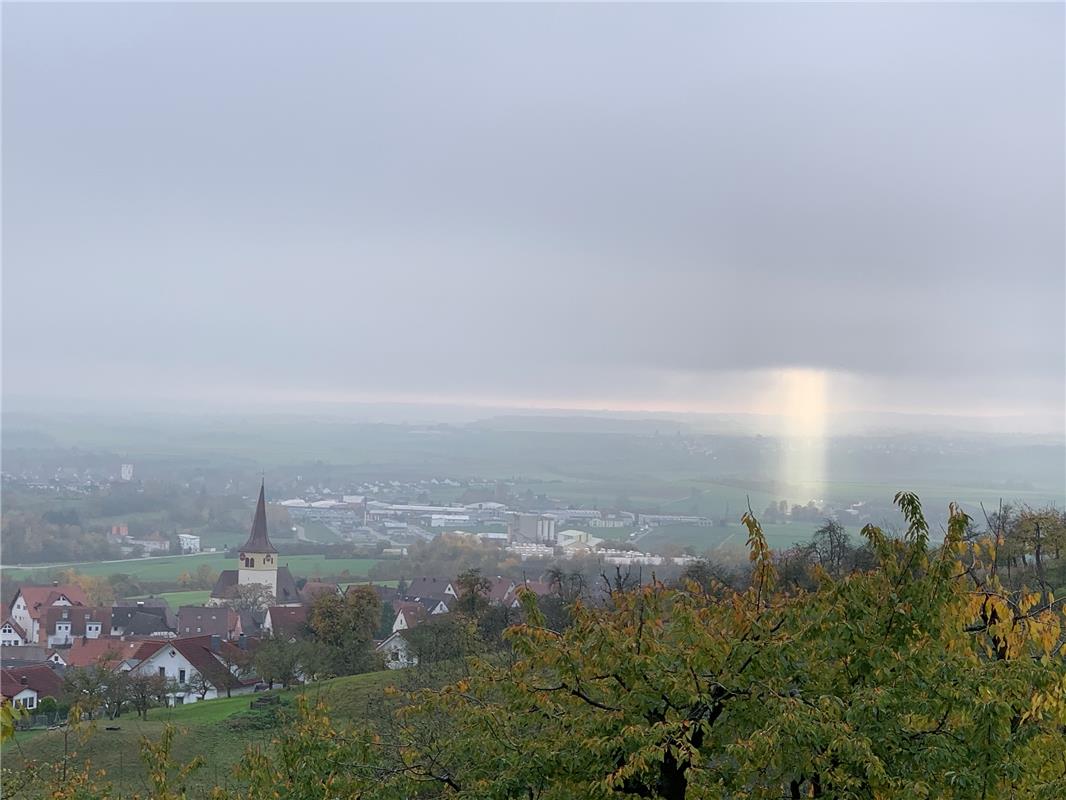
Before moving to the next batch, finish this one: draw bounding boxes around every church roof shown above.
[240,482,277,554]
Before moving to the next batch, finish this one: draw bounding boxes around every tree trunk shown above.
[656,749,688,800]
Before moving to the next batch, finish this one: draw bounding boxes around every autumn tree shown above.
[453,568,492,616]
[127,672,168,720]
[305,586,381,675]
[193,563,218,590]
[254,636,301,689]
[216,646,254,698]
[222,583,275,613]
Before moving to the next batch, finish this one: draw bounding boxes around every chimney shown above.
[238,633,247,651]
[52,580,59,587]
[210,634,220,653]
[19,675,28,685]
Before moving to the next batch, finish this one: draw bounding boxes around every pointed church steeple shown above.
[240,481,277,554]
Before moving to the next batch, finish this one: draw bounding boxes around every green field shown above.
[298,520,345,544]
[130,589,213,606]
[0,554,381,584]
[1,671,396,797]
[637,521,833,554]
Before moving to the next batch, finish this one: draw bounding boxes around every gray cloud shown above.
[3,3,1063,423]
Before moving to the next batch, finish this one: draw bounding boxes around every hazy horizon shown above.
[3,3,1064,432]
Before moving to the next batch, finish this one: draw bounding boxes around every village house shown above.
[62,638,148,670]
[177,533,201,554]
[8,583,89,644]
[42,606,111,647]
[177,606,242,640]
[0,664,63,711]
[375,631,417,669]
[125,531,171,555]
[263,606,308,641]
[404,577,458,600]
[1,617,29,647]
[0,644,61,669]
[125,635,254,704]
[109,601,176,638]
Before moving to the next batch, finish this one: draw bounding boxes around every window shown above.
[158,667,166,678]
[196,627,201,633]
[179,669,186,683]
[24,696,36,709]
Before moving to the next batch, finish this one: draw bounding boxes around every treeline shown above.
[1,483,290,564]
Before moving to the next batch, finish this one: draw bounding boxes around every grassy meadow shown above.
[0,554,381,584]
[1,671,397,798]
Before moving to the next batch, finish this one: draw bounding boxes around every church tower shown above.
[237,482,279,598]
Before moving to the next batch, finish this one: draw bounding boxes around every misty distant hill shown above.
[469,415,689,435]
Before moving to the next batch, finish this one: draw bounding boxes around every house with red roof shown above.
[263,606,308,641]
[42,606,111,647]
[0,664,63,711]
[62,637,148,669]
[391,600,431,634]
[177,606,241,640]
[8,584,89,644]
[125,635,255,704]
[1,617,29,647]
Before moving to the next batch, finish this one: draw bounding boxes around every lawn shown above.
[2,671,396,797]
[0,555,382,585]
[130,589,213,607]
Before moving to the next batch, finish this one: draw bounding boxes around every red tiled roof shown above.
[267,606,308,639]
[393,601,428,628]
[62,637,155,668]
[12,585,89,620]
[1,664,63,699]
[169,636,235,687]
[487,577,516,605]
[177,606,239,639]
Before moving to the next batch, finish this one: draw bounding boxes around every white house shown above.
[8,584,88,644]
[1,677,39,710]
[177,534,201,554]
[0,665,64,710]
[376,632,417,669]
[0,618,28,647]
[127,637,251,705]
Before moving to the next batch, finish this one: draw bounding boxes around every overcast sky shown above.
[3,3,1063,430]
